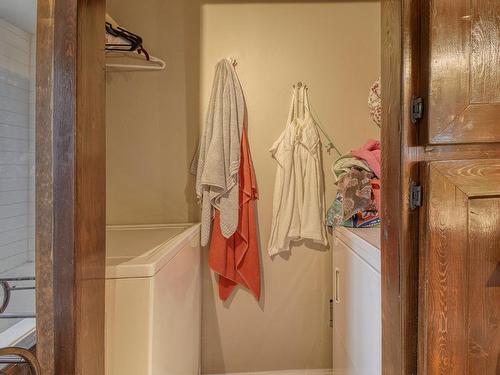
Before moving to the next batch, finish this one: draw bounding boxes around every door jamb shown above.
[36,0,106,374]
[33,1,422,374]
[381,0,421,374]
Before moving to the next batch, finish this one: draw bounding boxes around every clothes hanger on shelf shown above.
[105,22,144,54]
[105,14,166,71]
[105,52,166,71]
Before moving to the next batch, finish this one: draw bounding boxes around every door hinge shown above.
[410,183,422,210]
[411,96,424,124]
[329,299,333,328]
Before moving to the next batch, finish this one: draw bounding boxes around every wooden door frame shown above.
[35,1,484,374]
[36,0,106,374]
[32,1,418,374]
[381,1,421,374]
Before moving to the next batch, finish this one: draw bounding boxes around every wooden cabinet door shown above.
[419,1,500,373]
[382,0,500,374]
[425,0,500,144]
[420,160,500,374]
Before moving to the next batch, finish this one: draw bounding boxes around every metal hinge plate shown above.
[411,96,424,124]
[329,299,333,328]
[410,183,422,210]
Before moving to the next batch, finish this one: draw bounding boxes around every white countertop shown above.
[105,223,200,279]
[334,227,381,272]
[343,227,381,250]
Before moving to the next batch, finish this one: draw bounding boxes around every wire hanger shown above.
[292,82,342,156]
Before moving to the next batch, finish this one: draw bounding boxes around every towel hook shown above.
[227,57,238,67]
[290,81,342,156]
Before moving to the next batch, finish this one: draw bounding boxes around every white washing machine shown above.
[332,227,381,375]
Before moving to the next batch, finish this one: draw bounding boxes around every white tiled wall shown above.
[28,35,36,262]
[0,18,35,273]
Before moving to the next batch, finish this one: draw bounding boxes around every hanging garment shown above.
[194,59,245,246]
[268,86,328,256]
[351,139,381,178]
[209,127,261,301]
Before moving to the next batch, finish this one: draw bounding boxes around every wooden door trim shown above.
[381,0,421,374]
[36,0,106,374]
[36,0,56,372]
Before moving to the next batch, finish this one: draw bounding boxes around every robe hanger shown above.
[291,82,342,156]
[227,57,238,67]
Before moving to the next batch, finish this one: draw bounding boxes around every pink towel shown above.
[209,128,261,301]
[351,139,381,178]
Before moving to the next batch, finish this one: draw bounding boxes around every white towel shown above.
[194,59,245,246]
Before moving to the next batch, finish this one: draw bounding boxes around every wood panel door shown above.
[381,0,500,374]
[425,0,500,144]
[419,1,500,374]
[420,160,500,374]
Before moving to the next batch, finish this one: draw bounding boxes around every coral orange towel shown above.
[209,128,261,301]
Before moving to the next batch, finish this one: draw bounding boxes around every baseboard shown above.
[207,369,333,375]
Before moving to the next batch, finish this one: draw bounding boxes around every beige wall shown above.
[200,2,380,373]
[106,0,200,224]
[106,0,380,373]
